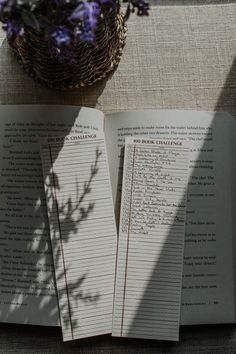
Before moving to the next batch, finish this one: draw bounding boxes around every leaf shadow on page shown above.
[44,146,102,332]
[0,107,101,330]
[113,112,236,340]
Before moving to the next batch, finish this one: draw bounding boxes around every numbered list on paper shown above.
[41,133,117,341]
[112,137,189,341]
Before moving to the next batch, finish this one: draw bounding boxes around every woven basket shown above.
[8,9,127,90]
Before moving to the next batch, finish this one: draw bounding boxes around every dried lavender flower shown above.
[0,0,150,63]
[69,2,101,43]
[3,20,24,41]
[51,27,72,47]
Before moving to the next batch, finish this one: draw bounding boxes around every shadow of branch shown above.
[43,146,103,330]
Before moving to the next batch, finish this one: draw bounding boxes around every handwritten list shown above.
[112,137,189,341]
[40,133,117,341]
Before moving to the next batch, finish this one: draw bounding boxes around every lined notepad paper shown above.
[112,137,189,341]
[41,133,117,341]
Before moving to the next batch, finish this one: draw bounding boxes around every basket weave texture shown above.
[9,9,127,89]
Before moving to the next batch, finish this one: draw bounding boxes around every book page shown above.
[112,137,189,341]
[41,132,117,341]
[105,110,236,325]
[0,105,104,326]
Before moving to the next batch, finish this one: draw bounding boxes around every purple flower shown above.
[0,0,6,7]
[50,27,75,64]
[69,2,101,43]
[0,0,151,63]
[3,20,24,41]
[51,27,72,47]
[69,2,100,29]
[75,25,95,43]
[0,0,7,16]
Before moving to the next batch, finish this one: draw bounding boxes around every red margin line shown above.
[120,145,136,336]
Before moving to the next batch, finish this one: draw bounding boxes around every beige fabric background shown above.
[1,3,236,354]
[1,4,236,118]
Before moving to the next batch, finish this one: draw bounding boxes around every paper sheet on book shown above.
[0,105,104,326]
[112,137,189,341]
[40,132,117,341]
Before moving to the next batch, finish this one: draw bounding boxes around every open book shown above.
[0,105,235,330]
[40,133,189,341]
